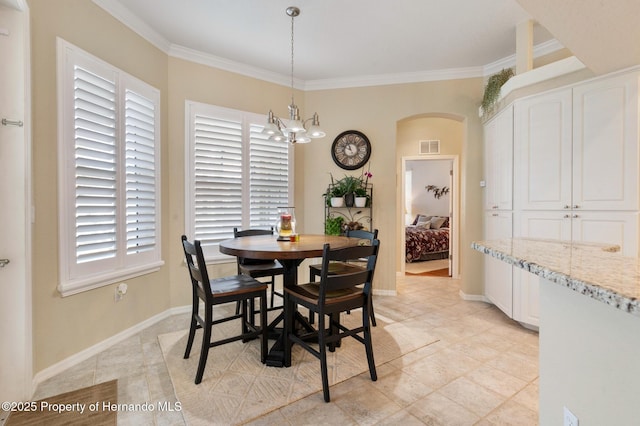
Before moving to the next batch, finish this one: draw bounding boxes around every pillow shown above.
[416,215,432,226]
[430,217,446,229]
[417,222,431,229]
[441,217,450,228]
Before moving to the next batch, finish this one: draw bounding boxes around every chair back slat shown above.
[181,235,212,302]
[233,227,275,265]
[233,227,274,238]
[319,239,380,297]
[346,228,378,241]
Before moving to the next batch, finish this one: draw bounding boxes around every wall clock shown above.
[331,130,371,170]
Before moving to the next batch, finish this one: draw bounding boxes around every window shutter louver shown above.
[249,124,290,227]
[193,114,243,246]
[125,89,157,255]
[59,39,162,296]
[73,66,118,264]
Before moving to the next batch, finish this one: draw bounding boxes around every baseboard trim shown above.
[373,289,397,297]
[31,305,191,392]
[459,290,489,303]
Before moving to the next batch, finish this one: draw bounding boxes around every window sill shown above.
[57,260,165,297]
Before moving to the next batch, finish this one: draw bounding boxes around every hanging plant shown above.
[481,68,514,114]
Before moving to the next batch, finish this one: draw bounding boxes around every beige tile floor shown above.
[31,273,539,425]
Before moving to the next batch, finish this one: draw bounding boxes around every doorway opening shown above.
[401,155,459,278]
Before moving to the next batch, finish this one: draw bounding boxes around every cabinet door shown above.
[484,106,513,210]
[512,211,571,328]
[572,211,639,256]
[514,89,572,210]
[573,73,639,211]
[484,211,513,316]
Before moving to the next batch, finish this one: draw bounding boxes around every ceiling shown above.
[93,0,556,89]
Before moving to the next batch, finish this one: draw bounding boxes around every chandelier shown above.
[262,6,325,144]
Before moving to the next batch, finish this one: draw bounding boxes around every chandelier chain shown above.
[290,11,295,103]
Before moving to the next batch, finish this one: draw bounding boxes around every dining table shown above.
[219,233,363,367]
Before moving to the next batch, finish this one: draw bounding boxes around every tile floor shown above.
[31,273,539,425]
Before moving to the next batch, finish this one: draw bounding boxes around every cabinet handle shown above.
[492,205,499,209]
[563,214,570,218]
[564,205,571,209]
[492,213,499,217]
[573,205,580,209]
[573,214,579,218]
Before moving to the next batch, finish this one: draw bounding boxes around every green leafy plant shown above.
[337,175,360,194]
[481,68,514,114]
[324,216,344,235]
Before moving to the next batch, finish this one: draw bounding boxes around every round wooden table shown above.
[219,234,362,366]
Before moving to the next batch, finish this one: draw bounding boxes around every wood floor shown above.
[5,380,117,426]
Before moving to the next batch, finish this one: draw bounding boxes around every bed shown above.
[405,215,450,263]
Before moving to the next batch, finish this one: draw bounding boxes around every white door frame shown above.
[400,155,460,278]
[0,0,33,404]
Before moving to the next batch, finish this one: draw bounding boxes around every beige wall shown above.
[28,0,485,373]
[396,116,464,272]
[166,57,298,307]
[29,0,170,371]
[303,80,485,296]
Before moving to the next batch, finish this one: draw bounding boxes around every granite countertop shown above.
[472,238,640,317]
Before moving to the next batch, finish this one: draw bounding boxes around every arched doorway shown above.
[396,114,464,278]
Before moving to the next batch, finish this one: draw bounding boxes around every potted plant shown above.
[324,216,344,235]
[354,186,368,207]
[354,166,372,207]
[323,175,346,207]
[481,68,514,115]
[336,175,361,207]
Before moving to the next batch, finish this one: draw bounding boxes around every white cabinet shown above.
[573,73,639,211]
[484,106,513,211]
[484,211,513,317]
[515,72,640,213]
[512,210,571,327]
[572,211,639,256]
[489,70,640,329]
[514,89,572,211]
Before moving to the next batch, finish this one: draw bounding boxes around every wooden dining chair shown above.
[181,235,268,384]
[284,239,380,402]
[308,229,379,326]
[233,227,285,311]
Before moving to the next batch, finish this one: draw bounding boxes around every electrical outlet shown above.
[563,407,579,426]
[114,282,128,302]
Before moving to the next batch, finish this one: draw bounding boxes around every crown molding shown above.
[168,44,302,89]
[303,66,485,91]
[483,38,565,76]
[93,0,565,90]
[92,0,171,52]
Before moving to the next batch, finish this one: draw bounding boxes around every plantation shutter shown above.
[249,124,290,227]
[125,89,157,254]
[73,66,118,264]
[193,114,243,246]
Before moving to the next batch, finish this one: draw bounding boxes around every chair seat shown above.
[238,259,283,277]
[209,275,268,296]
[286,283,362,306]
[308,261,365,275]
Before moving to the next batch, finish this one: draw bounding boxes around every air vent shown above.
[419,139,440,154]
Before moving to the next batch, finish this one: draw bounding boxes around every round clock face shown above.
[331,130,371,170]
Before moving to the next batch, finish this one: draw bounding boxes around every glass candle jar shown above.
[275,206,296,240]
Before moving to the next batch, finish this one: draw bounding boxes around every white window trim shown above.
[56,38,163,296]
[184,101,294,263]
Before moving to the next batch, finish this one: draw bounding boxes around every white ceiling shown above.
[95,1,555,89]
[50,0,558,88]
